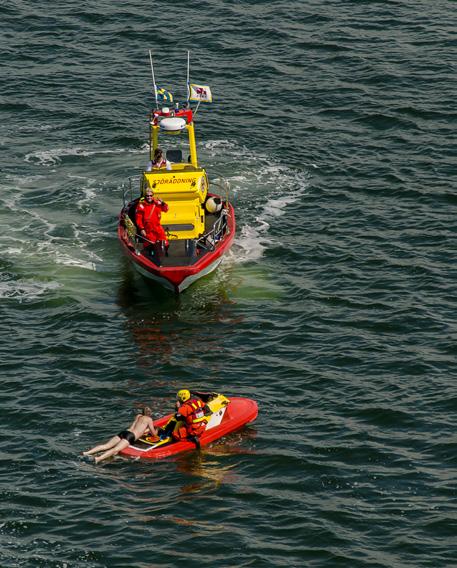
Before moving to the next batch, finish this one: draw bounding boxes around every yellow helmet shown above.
[177,389,191,403]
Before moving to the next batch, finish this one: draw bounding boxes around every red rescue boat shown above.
[118,55,235,293]
[118,192,235,294]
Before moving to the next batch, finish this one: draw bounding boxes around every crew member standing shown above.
[135,189,169,250]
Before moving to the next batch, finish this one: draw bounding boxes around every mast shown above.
[186,51,190,105]
[149,50,158,109]
[149,50,159,160]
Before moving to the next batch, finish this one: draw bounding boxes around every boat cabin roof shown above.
[151,107,193,126]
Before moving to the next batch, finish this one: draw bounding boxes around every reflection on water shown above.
[158,516,223,530]
[176,427,258,495]
[117,257,237,314]
[177,452,238,494]
[116,259,244,368]
[116,258,174,310]
[128,320,174,365]
[125,315,231,370]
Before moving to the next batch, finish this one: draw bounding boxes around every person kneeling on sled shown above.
[135,188,169,257]
[160,390,208,449]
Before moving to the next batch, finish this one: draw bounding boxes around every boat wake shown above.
[2,133,309,300]
[0,277,61,301]
[203,141,311,264]
[24,146,132,167]
[0,171,110,276]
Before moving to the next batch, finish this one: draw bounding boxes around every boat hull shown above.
[118,201,235,293]
[120,396,258,459]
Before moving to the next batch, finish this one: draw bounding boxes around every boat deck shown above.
[141,212,219,267]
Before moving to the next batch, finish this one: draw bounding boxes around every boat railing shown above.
[210,177,231,198]
[196,208,229,252]
[193,176,231,251]
[123,175,142,206]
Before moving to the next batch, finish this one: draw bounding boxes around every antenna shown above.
[186,50,190,104]
[149,50,158,108]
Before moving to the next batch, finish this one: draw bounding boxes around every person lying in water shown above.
[82,406,158,464]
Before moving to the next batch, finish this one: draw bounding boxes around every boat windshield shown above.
[162,138,190,165]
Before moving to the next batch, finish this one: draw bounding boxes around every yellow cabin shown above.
[141,113,209,240]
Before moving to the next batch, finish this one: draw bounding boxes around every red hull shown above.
[117,202,235,293]
[120,397,258,459]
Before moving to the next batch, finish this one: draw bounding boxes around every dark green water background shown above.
[1,1,456,566]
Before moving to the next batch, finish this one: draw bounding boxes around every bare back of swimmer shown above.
[82,407,158,464]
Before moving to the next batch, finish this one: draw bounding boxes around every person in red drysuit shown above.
[171,389,208,448]
[135,189,169,250]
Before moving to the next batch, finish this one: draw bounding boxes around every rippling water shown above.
[1,1,456,566]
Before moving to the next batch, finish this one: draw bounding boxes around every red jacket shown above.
[174,398,208,439]
[135,198,169,244]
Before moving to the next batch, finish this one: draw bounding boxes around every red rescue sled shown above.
[120,394,258,460]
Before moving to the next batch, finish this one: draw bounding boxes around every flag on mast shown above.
[156,87,173,104]
[188,83,212,103]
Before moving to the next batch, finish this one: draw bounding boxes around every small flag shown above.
[156,87,173,104]
[188,83,212,103]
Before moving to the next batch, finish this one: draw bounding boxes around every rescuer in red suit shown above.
[135,188,169,250]
[158,390,208,448]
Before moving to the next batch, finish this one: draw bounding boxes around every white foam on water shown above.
[228,175,248,183]
[76,184,98,210]
[230,224,271,263]
[25,148,93,166]
[72,226,111,241]
[69,174,97,183]
[24,146,133,167]
[4,247,23,255]
[0,279,61,301]
[54,255,98,271]
[1,172,108,272]
[1,229,103,273]
[36,237,102,272]
[204,139,237,150]
[263,192,301,218]
[69,173,123,213]
[205,143,310,265]
[16,123,54,132]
